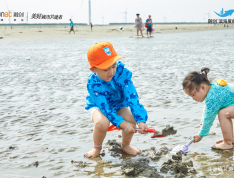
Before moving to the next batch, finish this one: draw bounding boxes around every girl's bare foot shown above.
[216,138,234,144]
[212,143,233,150]
[121,145,141,155]
[84,146,102,158]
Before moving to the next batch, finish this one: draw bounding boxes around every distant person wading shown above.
[146,15,153,37]
[69,19,75,34]
[90,22,93,32]
[135,13,144,37]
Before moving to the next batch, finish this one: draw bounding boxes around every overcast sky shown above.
[0,0,234,24]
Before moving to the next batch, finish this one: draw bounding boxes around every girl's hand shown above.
[193,134,203,143]
[138,122,148,134]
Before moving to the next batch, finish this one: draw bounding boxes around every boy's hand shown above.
[138,122,148,134]
[119,121,137,134]
[126,124,137,134]
[193,134,203,143]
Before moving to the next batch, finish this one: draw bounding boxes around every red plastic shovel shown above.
[107,125,168,138]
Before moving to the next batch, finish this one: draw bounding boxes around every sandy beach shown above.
[1,23,234,43]
[1,24,234,178]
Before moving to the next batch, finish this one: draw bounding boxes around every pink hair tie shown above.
[200,71,205,74]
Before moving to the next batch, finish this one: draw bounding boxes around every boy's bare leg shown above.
[212,106,234,150]
[117,107,141,155]
[85,110,110,158]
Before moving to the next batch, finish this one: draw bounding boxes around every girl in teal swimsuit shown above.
[183,68,234,150]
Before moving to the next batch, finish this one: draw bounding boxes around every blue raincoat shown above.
[85,61,148,127]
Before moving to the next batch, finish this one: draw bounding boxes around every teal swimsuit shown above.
[199,83,234,137]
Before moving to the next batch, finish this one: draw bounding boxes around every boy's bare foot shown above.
[212,143,233,150]
[121,145,141,155]
[216,138,234,144]
[84,146,102,158]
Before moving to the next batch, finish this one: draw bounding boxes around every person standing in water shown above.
[69,19,75,34]
[146,15,153,37]
[135,13,144,37]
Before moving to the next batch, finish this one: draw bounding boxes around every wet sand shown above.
[0,25,234,177]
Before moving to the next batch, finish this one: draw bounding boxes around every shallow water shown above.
[0,29,234,178]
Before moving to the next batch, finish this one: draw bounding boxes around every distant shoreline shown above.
[1,24,233,43]
[0,22,225,26]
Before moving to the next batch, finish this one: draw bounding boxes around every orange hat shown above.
[149,15,151,17]
[87,41,124,69]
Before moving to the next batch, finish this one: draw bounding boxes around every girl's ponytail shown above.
[201,68,210,79]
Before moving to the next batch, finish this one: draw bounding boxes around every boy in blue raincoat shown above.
[85,41,148,158]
